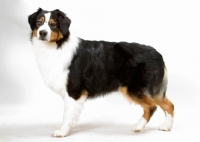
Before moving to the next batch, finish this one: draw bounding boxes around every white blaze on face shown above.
[37,12,51,41]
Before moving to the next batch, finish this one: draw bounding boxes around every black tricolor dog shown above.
[28,8,174,137]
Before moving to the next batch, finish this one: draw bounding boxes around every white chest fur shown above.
[32,35,79,96]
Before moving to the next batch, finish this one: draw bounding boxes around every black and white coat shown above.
[28,8,174,137]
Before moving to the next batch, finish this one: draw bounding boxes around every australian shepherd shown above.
[28,8,174,137]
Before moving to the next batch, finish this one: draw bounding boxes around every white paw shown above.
[132,125,143,132]
[158,124,172,131]
[52,128,70,137]
[132,117,147,132]
[159,111,173,131]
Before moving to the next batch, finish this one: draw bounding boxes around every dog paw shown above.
[132,117,147,132]
[159,111,173,131]
[132,125,143,132]
[158,124,172,131]
[52,128,70,137]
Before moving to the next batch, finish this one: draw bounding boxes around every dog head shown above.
[28,8,71,45]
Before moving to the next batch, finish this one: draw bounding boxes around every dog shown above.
[28,8,174,137]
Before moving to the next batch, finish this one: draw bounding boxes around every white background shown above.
[0,0,200,142]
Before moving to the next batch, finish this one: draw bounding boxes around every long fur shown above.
[28,8,174,137]
[68,39,165,100]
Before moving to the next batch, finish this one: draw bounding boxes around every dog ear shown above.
[28,8,43,30]
[56,10,71,36]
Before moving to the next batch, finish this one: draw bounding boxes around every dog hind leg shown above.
[119,87,157,132]
[154,96,174,131]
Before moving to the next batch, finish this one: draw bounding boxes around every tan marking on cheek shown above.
[50,30,63,42]
[50,31,59,42]
[32,29,37,37]
[58,30,63,39]
[49,19,63,42]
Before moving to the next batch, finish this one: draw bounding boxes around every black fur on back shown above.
[67,39,165,100]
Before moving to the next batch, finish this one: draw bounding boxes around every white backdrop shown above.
[0,0,199,105]
[0,0,200,141]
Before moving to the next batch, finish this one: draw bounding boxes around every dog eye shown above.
[50,23,56,28]
[36,20,43,26]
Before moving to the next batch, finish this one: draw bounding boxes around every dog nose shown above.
[39,30,47,37]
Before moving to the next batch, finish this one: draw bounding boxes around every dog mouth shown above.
[39,37,48,41]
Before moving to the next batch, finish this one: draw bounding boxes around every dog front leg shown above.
[52,93,87,137]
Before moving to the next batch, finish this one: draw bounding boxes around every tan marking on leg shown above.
[119,87,156,121]
[155,96,174,131]
[81,90,88,97]
[77,90,88,100]
[140,100,157,122]
[142,106,152,121]
[154,97,174,117]
[119,87,133,103]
